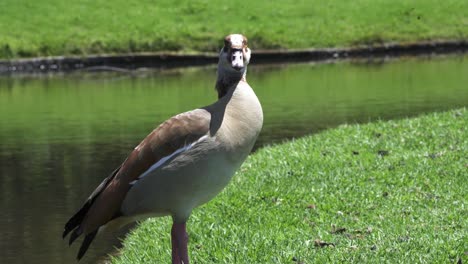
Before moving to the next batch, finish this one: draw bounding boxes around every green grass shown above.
[1,0,467,58]
[111,108,467,263]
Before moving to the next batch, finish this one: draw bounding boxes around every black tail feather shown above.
[62,166,122,239]
[63,203,92,239]
[69,227,83,246]
[77,230,98,260]
[62,165,121,261]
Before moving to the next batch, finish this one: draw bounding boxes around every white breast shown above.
[121,144,241,221]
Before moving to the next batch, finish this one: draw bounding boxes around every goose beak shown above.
[231,50,244,71]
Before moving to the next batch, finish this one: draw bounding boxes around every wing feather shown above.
[63,108,211,259]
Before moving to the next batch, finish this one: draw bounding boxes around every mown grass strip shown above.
[1,0,467,58]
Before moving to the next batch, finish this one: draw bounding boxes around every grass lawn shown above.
[0,0,467,58]
[111,108,467,263]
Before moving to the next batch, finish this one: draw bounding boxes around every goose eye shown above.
[231,53,243,61]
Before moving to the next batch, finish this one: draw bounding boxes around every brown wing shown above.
[63,108,211,257]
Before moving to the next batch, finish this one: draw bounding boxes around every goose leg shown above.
[171,222,189,264]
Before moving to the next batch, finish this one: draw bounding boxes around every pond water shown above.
[0,55,467,263]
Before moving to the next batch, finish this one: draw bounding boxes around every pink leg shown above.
[171,222,189,264]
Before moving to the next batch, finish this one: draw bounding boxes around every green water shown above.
[0,55,467,263]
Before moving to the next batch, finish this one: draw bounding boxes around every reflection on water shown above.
[0,55,467,263]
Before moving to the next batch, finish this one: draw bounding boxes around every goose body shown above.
[122,80,262,222]
[63,34,263,263]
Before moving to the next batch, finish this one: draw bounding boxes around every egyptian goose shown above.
[63,34,263,263]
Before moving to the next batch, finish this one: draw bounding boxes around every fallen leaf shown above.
[314,239,335,248]
[378,150,389,156]
[331,226,347,234]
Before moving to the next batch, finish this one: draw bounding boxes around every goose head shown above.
[219,34,251,74]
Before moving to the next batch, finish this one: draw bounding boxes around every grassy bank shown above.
[1,0,467,59]
[111,109,467,263]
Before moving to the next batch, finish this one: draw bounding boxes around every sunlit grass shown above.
[112,108,467,263]
[0,0,467,58]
